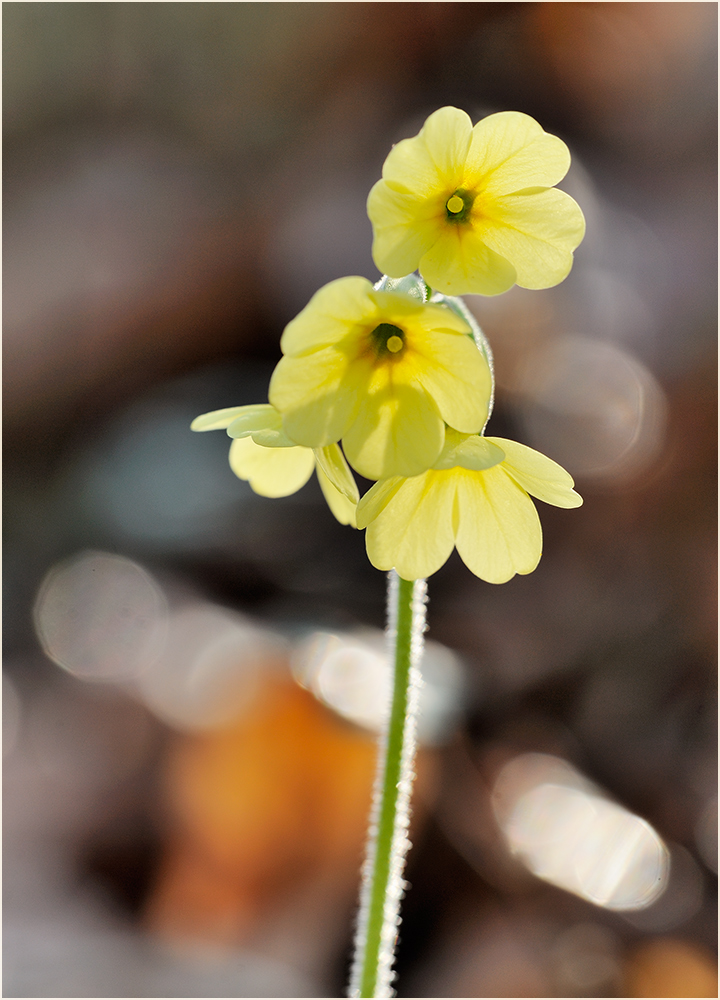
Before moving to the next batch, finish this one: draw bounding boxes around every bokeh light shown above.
[515,335,667,481]
[33,551,168,682]
[133,602,286,731]
[622,842,704,933]
[492,753,669,910]
[33,552,289,733]
[291,630,464,743]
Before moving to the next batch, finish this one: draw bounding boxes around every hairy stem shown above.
[349,572,426,998]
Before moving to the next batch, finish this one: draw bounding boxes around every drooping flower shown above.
[356,429,582,582]
[268,275,492,481]
[367,107,586,296]
[191,404,358,526]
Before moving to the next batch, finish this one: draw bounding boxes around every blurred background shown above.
[3,3,717,997]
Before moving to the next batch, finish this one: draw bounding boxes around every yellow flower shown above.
[268,275,492,480]
[191,404,358,526]
[367,107,586,296]
[356,429,582,582]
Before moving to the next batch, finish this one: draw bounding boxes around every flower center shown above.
[445,189,475,224]
[371,323,406,357]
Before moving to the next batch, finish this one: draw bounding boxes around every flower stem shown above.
[349,572,426,998]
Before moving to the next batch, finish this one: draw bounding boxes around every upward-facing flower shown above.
[268,275,492,481]
[367,107,585,296]
[356,429,582,583]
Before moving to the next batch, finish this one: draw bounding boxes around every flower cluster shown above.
[193,107,584,583]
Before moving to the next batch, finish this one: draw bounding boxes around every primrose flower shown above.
[368,107,585,296]
[356,429,582,582]
[268,276,492,481]
[191,404,358,526]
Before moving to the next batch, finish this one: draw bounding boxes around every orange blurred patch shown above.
[145,671,434,955]
[623,937,718,999]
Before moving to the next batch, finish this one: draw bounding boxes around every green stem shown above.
[349,572,426,998]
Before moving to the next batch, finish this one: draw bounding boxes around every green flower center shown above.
[445,189,475,224]
[371,323,405,357]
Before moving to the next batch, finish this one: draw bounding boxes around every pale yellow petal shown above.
[316,465,357,527]
[191,406,256,432]
[417,106,473,187]
[224,405,296,447]
[466,111,571,194]
[454,466,542,583]
[228,437,315,498]
[487,437,583,508]
[434,431,505,470]
[365,470,457,580]
[407,299,473,335]
[249,426,298,448]
[279,276,376,357]
[342,380,444,480]
[269,349,368,447]
[369,289,443,322]
[419,225,517,296]
[313,444,359,504]
[429,291,495,370]
[478,188,586,289]
[226,404,281,437]
[378,106,471,196]
[368,180,444,278]
[355,477,405,530]
[408,326,492,433]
